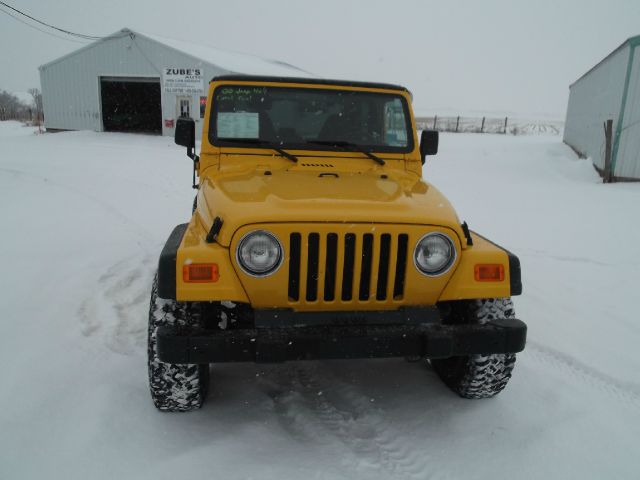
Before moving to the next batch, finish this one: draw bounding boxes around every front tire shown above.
[148,274,209,411]
[431,298,517,399]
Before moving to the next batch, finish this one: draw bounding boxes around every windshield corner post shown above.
[192,155,199,189]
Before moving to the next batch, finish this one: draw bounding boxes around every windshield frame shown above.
[208,84,415,154]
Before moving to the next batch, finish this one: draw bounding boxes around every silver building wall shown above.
[615,45,640,179]
[563,44,629,171]
[39,31,228,139]
[564,36,640,180]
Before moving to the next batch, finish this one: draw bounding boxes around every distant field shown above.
[416,116,564,135]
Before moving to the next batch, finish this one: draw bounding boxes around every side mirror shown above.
[175,117,196,160]
[420,129,439,164]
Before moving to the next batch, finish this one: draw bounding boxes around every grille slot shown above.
[324,233,338,301]
[288,233,301,301]
[306,233,320,301]
[341,234,356,301]
[359,234,374,300]
[393,234,409,299]
[376,234,392,300]
[287,230,408,305]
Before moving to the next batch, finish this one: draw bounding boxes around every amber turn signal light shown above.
[183,264,219,283]
[474,264,504,282]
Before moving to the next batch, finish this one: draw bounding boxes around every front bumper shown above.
[156,309,527,364]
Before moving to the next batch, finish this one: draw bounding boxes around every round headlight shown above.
[414,233,456,276]
[237,230,283,276]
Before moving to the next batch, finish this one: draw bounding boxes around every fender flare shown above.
[157,223,188,299]
[472,231,522,296]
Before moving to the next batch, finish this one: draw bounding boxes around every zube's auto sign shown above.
[163,68,204,94]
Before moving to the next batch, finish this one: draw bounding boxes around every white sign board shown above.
[217,112,259,138]
[163,68,204,94]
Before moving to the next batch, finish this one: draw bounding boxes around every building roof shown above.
[39,28,313,78]
[570,34,640,88]
[137,31,314,77]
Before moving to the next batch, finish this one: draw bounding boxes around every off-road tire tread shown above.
[148,274,209,412]
[432,298,517,399]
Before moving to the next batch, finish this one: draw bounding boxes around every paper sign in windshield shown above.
[217,112,259,138]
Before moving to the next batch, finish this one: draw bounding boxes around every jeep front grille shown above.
[288,231,409,304]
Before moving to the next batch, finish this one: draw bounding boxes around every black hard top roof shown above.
[210,75,409,92]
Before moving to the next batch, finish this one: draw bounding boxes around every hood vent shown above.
[300,162,335,168]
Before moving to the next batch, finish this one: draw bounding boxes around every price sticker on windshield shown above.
[217,112,259,138]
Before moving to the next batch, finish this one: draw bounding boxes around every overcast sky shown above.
[1,0,639,118]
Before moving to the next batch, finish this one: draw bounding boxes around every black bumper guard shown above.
[157,316,527,364]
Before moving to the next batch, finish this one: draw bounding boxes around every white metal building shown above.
[564,35,640,181]
[39,28,311,139]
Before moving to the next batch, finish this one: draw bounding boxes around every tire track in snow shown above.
[519,248,613,267]
[78,253,155,355]
[526,341,640,408]
[2,166,161,354]
[0,166,154,248]
[260,364,436,480]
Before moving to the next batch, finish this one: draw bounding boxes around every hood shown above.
[197,167,464,247]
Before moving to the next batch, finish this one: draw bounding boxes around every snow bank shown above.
[0,122,638,479]
[0,120,39,137]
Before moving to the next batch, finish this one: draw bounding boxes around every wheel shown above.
[431,298,517,399]
[148,274,209,412]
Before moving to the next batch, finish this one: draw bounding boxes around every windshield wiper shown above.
[221,138,298,163]
[307,140,385,165]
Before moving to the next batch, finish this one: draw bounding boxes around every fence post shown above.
[603,119,613,183]
[504,117,508,134]
[456,116,460,133]
[480,117,485,133]
[433,115,437,130]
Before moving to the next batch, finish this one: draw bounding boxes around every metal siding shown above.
[132,35,228,138]
[563,44,630,169]
[615,45,640,179]
[40,33,229,138]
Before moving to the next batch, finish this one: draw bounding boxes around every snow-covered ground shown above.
[1,121,639,479]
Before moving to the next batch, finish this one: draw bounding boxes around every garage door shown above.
[100,77,162,134]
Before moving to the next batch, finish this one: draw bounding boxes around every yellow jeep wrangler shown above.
[148,75,526,412]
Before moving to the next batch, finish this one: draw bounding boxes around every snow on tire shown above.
[148,274,209,412]
[431,298,517,399]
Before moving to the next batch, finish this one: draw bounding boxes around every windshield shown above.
[210,85,413,153]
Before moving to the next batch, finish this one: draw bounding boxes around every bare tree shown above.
[0,90,30,121]
[28,88,44,131]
